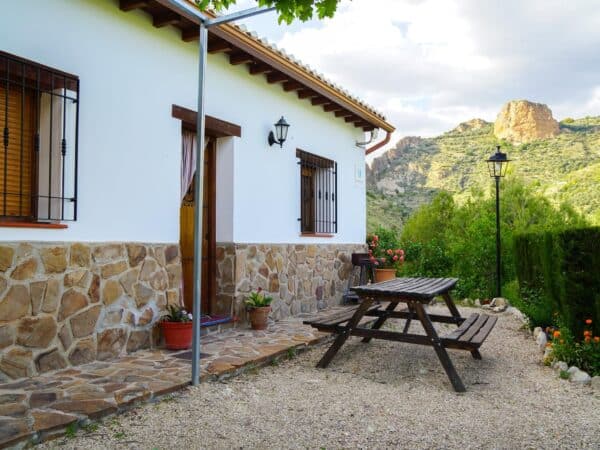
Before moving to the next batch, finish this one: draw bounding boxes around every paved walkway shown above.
[0,308,354,448]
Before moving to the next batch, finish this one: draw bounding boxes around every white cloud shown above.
[236,0,600,142]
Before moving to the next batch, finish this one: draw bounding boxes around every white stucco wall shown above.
[0,0,366,245]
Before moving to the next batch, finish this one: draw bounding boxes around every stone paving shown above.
[0,308,364,448]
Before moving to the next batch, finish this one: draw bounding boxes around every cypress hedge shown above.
[514,227,600,338]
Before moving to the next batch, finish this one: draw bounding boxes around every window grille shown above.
[297,149,337,234]
[1,51,79,222]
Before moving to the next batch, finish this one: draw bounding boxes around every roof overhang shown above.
[118,0,395,133]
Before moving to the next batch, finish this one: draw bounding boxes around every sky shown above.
[226,0,600,149]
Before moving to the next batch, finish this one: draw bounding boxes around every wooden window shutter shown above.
[0,84,35,218]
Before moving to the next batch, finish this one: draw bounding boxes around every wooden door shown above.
[180,139,216,314]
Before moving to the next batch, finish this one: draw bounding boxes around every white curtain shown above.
[182,130,213,200]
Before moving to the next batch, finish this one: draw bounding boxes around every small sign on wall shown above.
[354,164,365,183]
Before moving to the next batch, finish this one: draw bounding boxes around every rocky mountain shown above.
[367,100,600,231]
[494,100,560,144]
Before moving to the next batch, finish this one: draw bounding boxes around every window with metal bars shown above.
[297,149,337,234]
[1,51,79,222]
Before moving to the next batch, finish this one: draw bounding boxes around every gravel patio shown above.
[38,305,599,449]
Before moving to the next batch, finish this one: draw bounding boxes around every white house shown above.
[0,0,394,379]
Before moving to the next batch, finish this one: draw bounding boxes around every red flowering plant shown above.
[547,317,600,376]
[367,232,405,270]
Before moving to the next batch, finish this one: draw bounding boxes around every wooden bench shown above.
[441,313,497,359]
[303,304,382,332]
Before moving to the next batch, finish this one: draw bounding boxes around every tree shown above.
[196,0,342,23]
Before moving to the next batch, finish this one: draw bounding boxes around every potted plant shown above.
[367,233,405,283]
[245,288,273,330]
[160,305,193,350]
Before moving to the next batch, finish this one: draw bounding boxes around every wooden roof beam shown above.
[153,10,181,28]
[298,89,318,99]
[283,81,303,92]
[323,103,342,112]
[345,115,361,123]
[229,51,254,66]
[311,97,329,106]
[208,39,233,54]
[267,72,288,84]
[181,26,199,42]
[249,62,272,75]
[119,0,149,12]
[335,110,354,118]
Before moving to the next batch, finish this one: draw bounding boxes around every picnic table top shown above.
[352,277,458,300]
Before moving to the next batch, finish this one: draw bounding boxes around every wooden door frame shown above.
[204,139,217,313]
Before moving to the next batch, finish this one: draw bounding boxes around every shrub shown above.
[514,227,600,338]
[399,240,451,279]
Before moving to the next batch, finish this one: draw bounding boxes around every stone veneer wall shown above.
[215,243,366,322]
[0,242,181,381]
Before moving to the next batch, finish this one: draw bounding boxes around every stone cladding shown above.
[215,243,366,322]
[0,242,181,380]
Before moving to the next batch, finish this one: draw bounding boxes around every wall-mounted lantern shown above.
[268,116,290,148]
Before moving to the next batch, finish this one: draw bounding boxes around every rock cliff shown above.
[493,100,559,144]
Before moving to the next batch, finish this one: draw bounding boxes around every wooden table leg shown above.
[316,297,374,368]
[402,303,416,334]
[442,292,463,324]
[413,301,466,392]
[362,301,397,343]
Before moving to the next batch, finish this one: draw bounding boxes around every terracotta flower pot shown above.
[375,268,396,283]
[248,306,271,330]
[160,321,193,350]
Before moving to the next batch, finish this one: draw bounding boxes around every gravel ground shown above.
[40,306,599,449]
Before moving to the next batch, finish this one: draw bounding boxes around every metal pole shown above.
[187,4,276,386]
[495,176,501,298]
[191,21,208,386]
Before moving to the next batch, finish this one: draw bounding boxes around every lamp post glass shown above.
[486,146,510,178]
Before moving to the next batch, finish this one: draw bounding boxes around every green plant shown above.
[287,347,297,359]
[245,288,273,308]
[548,318,600,376]
[559,370,570,379]
[162,304,192,323]
[65,422,77,438]
[82,422,99,433]
[114,431,126,439]
[195,0,342,24]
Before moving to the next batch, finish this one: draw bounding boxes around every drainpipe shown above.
[366,130,392,155]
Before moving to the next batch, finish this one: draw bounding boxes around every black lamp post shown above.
[486,146,510,298]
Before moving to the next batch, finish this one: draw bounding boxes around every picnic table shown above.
[304,277,497,392]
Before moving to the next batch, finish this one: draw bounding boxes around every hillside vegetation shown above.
[367,115,600,231]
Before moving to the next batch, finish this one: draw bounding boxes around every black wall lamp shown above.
[268,116,290,148]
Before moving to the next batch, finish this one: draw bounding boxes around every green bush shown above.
[398,179,586,300]
[514,227,600,338]
[399,240,452,278]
